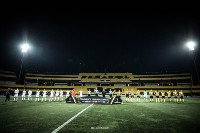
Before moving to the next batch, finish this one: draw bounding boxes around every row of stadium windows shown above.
[24,82,191,86]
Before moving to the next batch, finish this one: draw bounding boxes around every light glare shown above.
[21,43,30,53]
[186,41,195,51]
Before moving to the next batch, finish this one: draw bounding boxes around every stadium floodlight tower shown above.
[186,41,196,51]
[18,43,30,84]
[186,40,199,84]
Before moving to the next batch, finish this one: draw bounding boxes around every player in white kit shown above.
[28,90,32,101]
[118,90,121,96]
[14,88,19,101]
[79,89,83,97]
[35,89,40,101]
[88,89,91,96]
[143,90,148,101]
[22,89,26,101]
[60,89,63,101]
[66,90,70,98]
[42,89,47,102]
[49,89,54,101]
[55,89,60,101]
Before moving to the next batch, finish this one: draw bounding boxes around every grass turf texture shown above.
[1,96,200,133]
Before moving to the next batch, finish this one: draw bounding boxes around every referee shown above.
[5,88,11,102]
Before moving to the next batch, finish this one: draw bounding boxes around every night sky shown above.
[0,7,200,79]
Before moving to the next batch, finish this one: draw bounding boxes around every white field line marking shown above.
[51,104,94,133]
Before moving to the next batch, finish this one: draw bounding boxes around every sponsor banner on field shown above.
[79,96,109,104]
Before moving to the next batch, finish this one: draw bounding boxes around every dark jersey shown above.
[5,91,10,97]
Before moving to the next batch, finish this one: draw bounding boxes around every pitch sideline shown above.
[51,103,94,133]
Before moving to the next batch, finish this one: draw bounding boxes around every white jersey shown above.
[56,91,59,96]
[118,90,121,95]
[50,91,54,97]
[60,91,63,97]
[14,89,19,96]
[95,90,99,94]
[144,91,147,97]
[22,91,26,97]
[36,91,40,97]
[43,91,47,97]
[66,91,70,97]
[79,91,83,97]
[28,90,32,97]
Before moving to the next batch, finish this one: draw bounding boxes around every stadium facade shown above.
[1,70,200,95]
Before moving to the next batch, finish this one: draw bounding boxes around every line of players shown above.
[12,88,114,101]
[12,88,184,103]
[87,89,113,98]
[13,88,84,102]
[125,89,184,103]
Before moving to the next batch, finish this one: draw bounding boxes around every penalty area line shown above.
[51,103,94,133]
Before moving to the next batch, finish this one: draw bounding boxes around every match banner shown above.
[109,95,123,104]
[66,96,78,103]
[79,96,109,104]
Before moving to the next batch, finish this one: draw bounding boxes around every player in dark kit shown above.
[136,89,141,102]
[131,89,134,102]
[167,90,172,102]
[178,90,184,103]
[5,88,11,102]
[125,89,129,102]
[173,90,178,103]
[155,90,160,102]
[161,90,165,102]
[149,89,154,102]
[88,89,91,96]
[102,89,106,98]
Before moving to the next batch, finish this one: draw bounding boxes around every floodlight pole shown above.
[186,41,200,85]
[18,53,24,84]
[190,51,200,84]
[18,33,29,84]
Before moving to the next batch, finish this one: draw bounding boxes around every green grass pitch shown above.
[1,96,200,133]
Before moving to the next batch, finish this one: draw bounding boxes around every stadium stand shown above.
[0,71,200,96]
